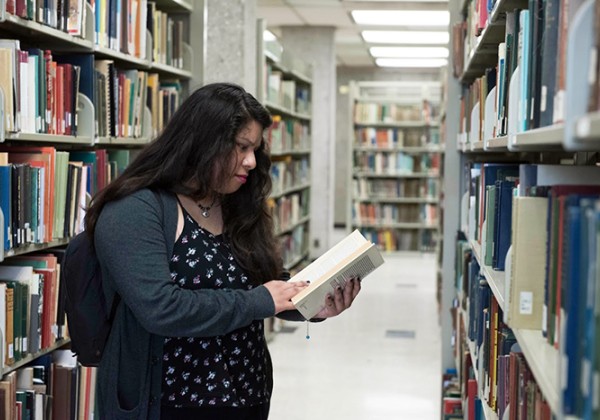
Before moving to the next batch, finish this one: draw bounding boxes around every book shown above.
[506,196,548,330]
[289,229,385,320]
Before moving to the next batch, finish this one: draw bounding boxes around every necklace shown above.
[197,197,217,218]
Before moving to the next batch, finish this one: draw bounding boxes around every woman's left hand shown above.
[314,277,362,319]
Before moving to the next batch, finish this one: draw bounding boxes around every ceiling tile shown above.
[335,28,363,44]
[294,6,354,26]
[336,44,371,56]
[257,0,287,5]
[337,55,375,66]
[257,6,304,25]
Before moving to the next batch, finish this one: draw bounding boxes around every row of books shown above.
[95,58,182,139]
[271,190,309,235]
[359,228,428,252]
[94,0,147,59]
[279,224,308,270]
[0,43,81,135]
[0,351,98,420]
[267,116,310,154]
[0,147,131,251]
[3,0,85,35]
[353,101,438,124]
[94,0,187,69]
[264,64,311,115]
[455,242,553,419]
[354,127,441,149]
[461,162,600,418]
[455,0,600,143]
[270,158,309,197]
[352,177,439,200]
[353,151,440,176]
[3,0,188,71]
[0,42,183,140]
[352,203,438,226]
[0,253,67,368]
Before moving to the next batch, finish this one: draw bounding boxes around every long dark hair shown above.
[85,82,281,284]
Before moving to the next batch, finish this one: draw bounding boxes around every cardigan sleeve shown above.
[94,190,276,338]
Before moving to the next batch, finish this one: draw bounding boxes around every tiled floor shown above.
[267,252,442,420]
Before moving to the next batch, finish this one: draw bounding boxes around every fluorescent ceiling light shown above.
[376,58,448,67]
[370,46,449,58]
[352,10,450,26]
[362,30,449,44]
[263,30,277,42]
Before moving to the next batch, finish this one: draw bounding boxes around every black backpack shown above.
[62,190,163,367]
[61,231,117,367]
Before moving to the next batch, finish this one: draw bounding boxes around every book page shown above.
[291,243,385,319]
[289,230,368,283]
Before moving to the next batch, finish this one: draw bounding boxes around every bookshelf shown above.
[257,23,312,275]
[444,0,600,418]
[0,0,194,415]
[348,80,443,253]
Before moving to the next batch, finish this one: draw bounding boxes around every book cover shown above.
[527,0,544,129]
[492,180,515,270]
[290,230,385,320]
[506,196,548,330]
[539,0,560,127]
[517,9,531,132]
[0,165,12,251]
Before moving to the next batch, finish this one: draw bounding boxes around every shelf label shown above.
[519,291,533,315]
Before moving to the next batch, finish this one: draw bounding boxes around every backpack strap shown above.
[107,189,165,323]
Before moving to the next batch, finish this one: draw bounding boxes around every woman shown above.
[84,83,361,419]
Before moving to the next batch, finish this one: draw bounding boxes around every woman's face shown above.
[217,119,263,195]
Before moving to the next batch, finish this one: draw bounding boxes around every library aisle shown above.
[268,252,441,420]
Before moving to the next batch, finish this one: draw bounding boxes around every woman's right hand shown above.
[263,280,310,314]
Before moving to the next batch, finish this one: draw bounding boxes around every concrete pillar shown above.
[191,0,258,94]
[280,27,336,258]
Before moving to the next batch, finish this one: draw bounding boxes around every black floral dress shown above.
[160,210,270,408]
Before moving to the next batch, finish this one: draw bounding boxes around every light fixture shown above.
[263,30,277,42]
[362,30,449,44]
[370,46,449,58]
[375,58,448,67]
[352,10,450,26]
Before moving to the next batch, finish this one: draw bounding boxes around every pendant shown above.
[201,209,210,218]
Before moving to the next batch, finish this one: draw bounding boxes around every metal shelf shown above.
[353,197,439,204]
[5,132,94,145]
[3,238,70,261]
[512,329,560,415]
[270,183,310,200]
[470,241,506,312]
[0,340,71,377]
[354,146,444,153]
[270,149,311,157]
[354,121,440,128]
[354,171,440,179]
[352,222,438,229]
[276,215,310,236]
[265,102,311,121]
[150,62,193,79]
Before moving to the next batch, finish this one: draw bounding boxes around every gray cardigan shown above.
[94,189,276,419]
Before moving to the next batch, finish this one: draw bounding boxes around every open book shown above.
[289,230,385,320]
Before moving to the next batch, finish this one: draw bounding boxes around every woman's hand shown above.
[314,277,362,319]
[263,280,310,314]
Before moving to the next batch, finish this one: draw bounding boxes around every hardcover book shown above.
[290,229,385,320]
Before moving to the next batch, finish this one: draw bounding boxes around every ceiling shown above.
[256,0,450,67]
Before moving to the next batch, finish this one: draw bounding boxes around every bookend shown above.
[564,0,596,151]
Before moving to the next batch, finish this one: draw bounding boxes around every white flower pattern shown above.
[161,214,269,408]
